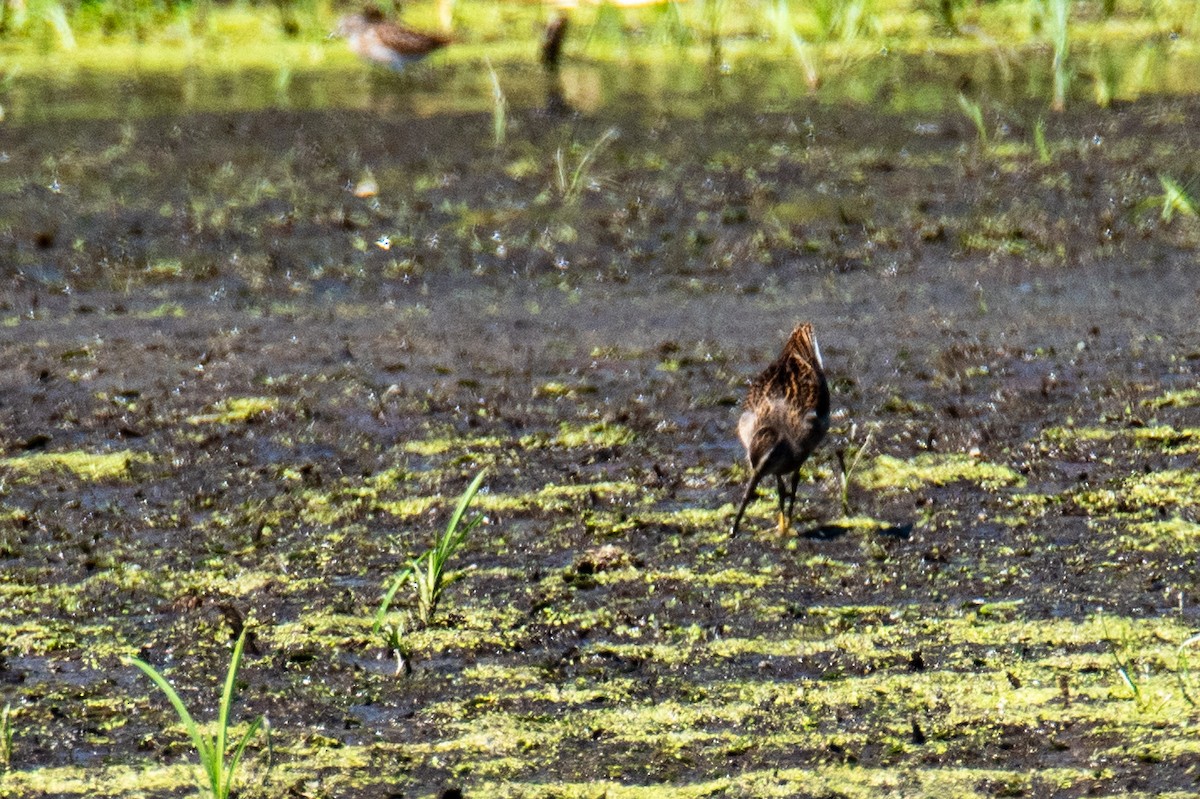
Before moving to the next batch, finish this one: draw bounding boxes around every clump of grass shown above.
[1,702,12,773]
[1175,633,1200,707]
[931,0,963,33]
[1091,50,1119,108]
[436,0,457,33]
[35,1,78,50]
[957,93,987,147]
[379,619,414,677]
[554,125,619,203]
[835,423,875,518]
[485,58,507,150]
[650,1,690,47]
[766,0,818,89]
[703,0,725,59]
[974,280,988,314]
[374,470,487,632]
[125,629,266,799]
[1033,117,1051,163]
[813,0,875,41]
[1047,0,1070,112]
[1099,615,1160,711]
[1159,175,1197,222]
[555,128,619,205]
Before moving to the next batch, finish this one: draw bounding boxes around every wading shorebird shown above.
[336,9,452,71]
[730,322,830,536]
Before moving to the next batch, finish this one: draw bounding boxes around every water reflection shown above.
[5,41,1198,124]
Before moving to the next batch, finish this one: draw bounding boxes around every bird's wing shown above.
[376,22,451,54]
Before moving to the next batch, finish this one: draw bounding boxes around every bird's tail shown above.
[784,323,823,369]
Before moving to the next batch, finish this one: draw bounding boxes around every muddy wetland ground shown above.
[3,4,1200,797]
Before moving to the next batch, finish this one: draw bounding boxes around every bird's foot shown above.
[776,512,791,535]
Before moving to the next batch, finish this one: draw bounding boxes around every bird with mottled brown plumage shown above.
[730,322,830,536]
[336,9,452,71]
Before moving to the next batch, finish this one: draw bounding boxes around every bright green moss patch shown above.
[374,495,440,521]
[186,396,278,425]
[0,450,148,481]
[403,435,506,456]
[827,515,900,531]
[1130,425,1200,453]
[476,481,643,513]
[856,453,1024,491]
[460,664,547,690]
[0,622,82,656]
[1122,517,1200,553]
[133,301,187,319]
[270,611,373,649]
[0,761,197,797]
[400,620,527,656]
[1045,424,1200,455]
[545,422,636,449]
[158,568,281,600]
[641,505,730,532]
[1143,387,1200,409]
[401,423,634,458]
[533,381,595,398]
[476,765,1093,799]
[1040,425,1118,444]
[1075,469,1200,515]
[377,481,641,519]
[654,566,778,589]
[998,491,1062,524]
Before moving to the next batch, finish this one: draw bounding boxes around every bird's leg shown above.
[730,465,767,536]
[776,474,789,534]
[786,471,800,522]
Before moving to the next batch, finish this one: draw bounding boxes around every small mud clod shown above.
[573,544,634,574]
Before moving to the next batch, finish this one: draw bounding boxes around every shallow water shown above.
[7,38,1197,123]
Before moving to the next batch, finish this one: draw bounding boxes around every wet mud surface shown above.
[2,64,1200,797]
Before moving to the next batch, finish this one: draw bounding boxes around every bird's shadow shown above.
[801,521,914,541]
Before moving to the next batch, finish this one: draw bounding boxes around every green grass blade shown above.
[1160,175,1197,222]
[444,469,488,541]
[215,629,250,794]
[222,715,264,798]
[1,702,13,772]
[125,655,217,790]
[568,128,618,201]
[434,470,488,567]
[1116,664,1140,700]
[485,58,506,150]
[957,93,986,145]
[261,715,274,788]
[439,515,478,565]
[373,562,418,633]
[1034,118,1050,163]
